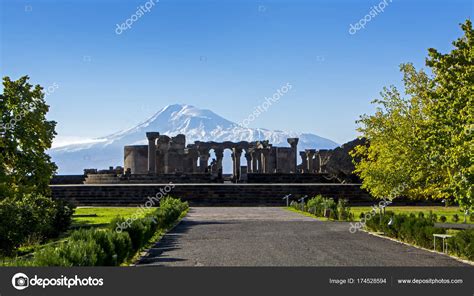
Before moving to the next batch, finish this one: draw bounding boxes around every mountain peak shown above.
[160,103,194,113]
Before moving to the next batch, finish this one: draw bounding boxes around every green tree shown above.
[421,20,473,210]
[0,76,57,198]
[352,20,473,211]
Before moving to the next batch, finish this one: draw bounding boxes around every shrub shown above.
[70,228,132,265]
[159,197,186,226]
[71,229,113,265]
[337,199,352,221]
[439,216,447,223]
[34,239,103,266]
[61,240,104,266]
[306,195,325,216]
[452,214,460,223]
[449,229,474,260]
[365,212,446,249]
[365,211,394,235]
[0,194,74,255]
[428,211,437,223]
[0,198,28,255]
[111,231,133,263]
[126,220,147,251]
[34,246,73,267]
[470,213,474,222]
[50,199,76,236]
[322,198,338,219]
[290,200,304,212]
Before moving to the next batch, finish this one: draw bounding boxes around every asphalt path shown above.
[137,207,469,266]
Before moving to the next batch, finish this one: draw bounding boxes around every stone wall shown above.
[51,183,373,206]
[50,175,86,184]
[84,173,217,184]
[246,173,339,183]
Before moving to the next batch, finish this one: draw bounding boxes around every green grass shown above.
[72,207,155,228]
[286,207,333,221]
[350,206,473,224]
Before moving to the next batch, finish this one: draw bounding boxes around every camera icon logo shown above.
[12,273,29,290]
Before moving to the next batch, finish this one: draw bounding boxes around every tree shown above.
[0,76,75,255]
[352,20,473,211]
[421,20,473,210]
[0,76,57,199]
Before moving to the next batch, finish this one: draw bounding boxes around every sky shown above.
[1,0,472,145]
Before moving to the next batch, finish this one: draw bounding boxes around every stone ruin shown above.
[298,138,366,183]
[83,132,364,184]
[123,132,299,181]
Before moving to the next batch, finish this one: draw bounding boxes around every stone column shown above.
[215,148,224,172]
[185,148,199,173]
[305,149,316,173]
[155,150,161,174]
[256,150,263,173]
[232,147,243,180]
[300,151,308,173]
[313,151,321,173]
[244,151,252,173]
[287,138,299,173]
[261,149,270,173]
[318,149,329,173]
[191,150,199,173]
[198,147,210,173]
[146,132,159,174]
[160,137,171,173]
[251,150,258,173]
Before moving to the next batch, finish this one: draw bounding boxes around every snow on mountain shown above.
[49,104,339,174]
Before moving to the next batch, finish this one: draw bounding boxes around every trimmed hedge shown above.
[365,212,473,260]
[29,197,188,266]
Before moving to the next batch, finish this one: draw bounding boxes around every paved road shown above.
[137,207,469,266]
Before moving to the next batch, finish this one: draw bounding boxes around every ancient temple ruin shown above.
[124,132,299,181]
[80,132,362,184]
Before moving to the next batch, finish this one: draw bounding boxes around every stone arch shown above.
[194,140,255,179]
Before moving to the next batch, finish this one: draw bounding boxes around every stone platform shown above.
[51,183,373,206]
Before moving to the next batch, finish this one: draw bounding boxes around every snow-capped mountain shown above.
[49,104,339,174]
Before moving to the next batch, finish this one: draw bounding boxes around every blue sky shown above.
[1,0,471,145]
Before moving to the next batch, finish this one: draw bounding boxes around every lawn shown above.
[72,207,155,228]
[350,206,473,224]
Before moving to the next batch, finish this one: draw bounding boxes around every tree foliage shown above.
[0,76,57,198]
[352,20,473,210]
